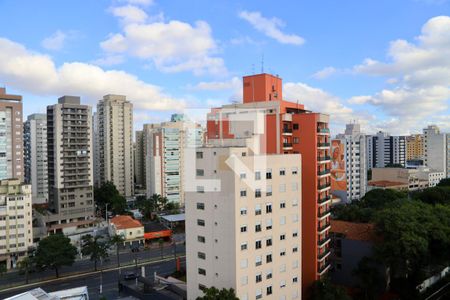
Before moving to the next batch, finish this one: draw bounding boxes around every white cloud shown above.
[92,55,125,66]
[110,5,148,24]
[102,5,225,75]
[41,30,67,51]
[122,0,153,6]
[0,37,185,111]
[312,67,336,79]
[238,11,304,45]
[350,16,450,133]
[191,77,241,91]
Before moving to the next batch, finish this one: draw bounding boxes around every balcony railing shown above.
[317,128,330,133]
[283,143,293,148]
[317,142,331,147]
[318,249,331,260]
[318,208,331,218]
[318,221,331,232]
[283,128,293,133]
[318,262,331,275]
[317,236,331,247]
[318,182,331,190]
[317,156,331,161]
[317,169,330,176]
[318,195,332,204]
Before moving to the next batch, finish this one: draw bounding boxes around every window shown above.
[279,184,286,192]
[280,234,286,240]
[240,172,246,179]
[240,189,247,197]
[241,242,248,250]
[266,238,273,247]
[293,277,298,283]
[266,203,272,213]
[241,259,248,269]
[280,249,286,256]
[267,286,273,295]
[256,240,262,249]
[199,284,206,291]
[198,252,206,259]
[198,268,206,275]
[280,216,286,225]
[292,198,298,207]
[197,236,205,243]
[280,264,286,273]
[256,273,262,283]
[292,167,298,175]
[292,214,299,223]
[255,223,262,232]
[196,186,205,193]
[291,182,298,191]
[255,204,262,215]
[196,152,203,159]
[266,270,273,279]
[196,203,205,210]
[280,168,286,176]
[241,225,247,233]
[197,219,205,226]
[196,169,204,176]
[241,276,248,286]
[256,289,262,300]
[266,169,272,179]
[266,254,272,263]
[255,256,262,266]
[293,123,299,130]
[266,185,272,196]
[293,246,298,253]
[266,219,273,230]
[255,189,261,198]
[293,137,299,144]
[280,202,286,209]
[241,207,247,215]
[292,260,299,269]
[280,280,286,288]
[255,171,261,180]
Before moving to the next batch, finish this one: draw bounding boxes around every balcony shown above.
[317,236,331,248]
[318,195,332,205]
[318,222,331,234]
[317,169,330,176]
[317,142,331,148]
[318,209,331,220]
[282,114,292,122]
[317,128,330,134]
[317,156,331,162]
[283,143,293,149]
[318,249,331,261]
[318,262,331,276]
[282,128,293,135]
[318,182,331,191]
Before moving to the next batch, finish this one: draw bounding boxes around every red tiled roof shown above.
[110,215,143,230]
[330,220,379,242]
[368,180,406,187]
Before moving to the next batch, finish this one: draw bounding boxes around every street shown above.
[0,256,186,300]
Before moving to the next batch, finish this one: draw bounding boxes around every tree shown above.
[437,178,450,187]
[149,194,169,212]
[196,287,239,300]
[94,181,127,216]
[18,257,35,284]
[352,257,385,300]
[81,234,109,271]
[35,234,77,278]
[109,234,125,269]
[311,278,351,300]
[0,264,6,277]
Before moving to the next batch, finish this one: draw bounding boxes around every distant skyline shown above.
[0,0,449,134]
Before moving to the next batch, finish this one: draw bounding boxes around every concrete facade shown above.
[95,95,134,197]
[406,134,424,161]
[366,132,406,169]
[423,125,447,174]
[134,130,145,188]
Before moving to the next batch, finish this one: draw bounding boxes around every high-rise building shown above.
[446,134,450,178]
[145,114,204,204]
[205,73,332,292]
[186,143,302,300]
[366,132,406,169]
[134,130,145,189]
[332,123,367,203]
[23,114,48,204]
[0,179,33,270]
[406,134,424,161]
[423,125,447,174]
[0,88,23,181]
[94,95,134,197]
[46,96,94,227]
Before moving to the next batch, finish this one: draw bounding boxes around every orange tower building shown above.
[206,73,332,293]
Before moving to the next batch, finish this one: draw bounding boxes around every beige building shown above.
[0,88,24,182]
[95,95,134,197]
[46,96,95,228]
[109,215,144,246]
[0,179,33,270]
[406,134,424,161]
[186,142,302,300]
[369,167,444,191]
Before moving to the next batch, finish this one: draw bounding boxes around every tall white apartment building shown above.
[186,142,302,300]
[0,88,23,181]
[334,123,367,202]
[0,179,33,270]
[94,95,134,197]
[446,134,450,178]
[24,114,48,204]
[423,125,447,174]
[145,114,203,204]
[134,130,145,189]
[366,132,406,169]
[46,96,94,227]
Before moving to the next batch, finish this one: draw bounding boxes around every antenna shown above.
[261,53,264,73]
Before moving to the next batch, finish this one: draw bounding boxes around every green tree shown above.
[149,194,169,212]
[35,234,77,278]
[437,178,450,187]
[94,181,127,215]
[311,278,352,300]
[416,186,450,205]
[352,257,384,300]
[81,234,109,271]
[0,264,6,277]
[109,234,125,269]
[196,287,239,300]
[18,257,35,284]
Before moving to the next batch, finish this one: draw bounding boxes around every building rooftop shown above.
[161,214,185,223]
[5,286,88,300]
[330,220,379,242]
[110,215,143,229]
[368,180,407,187]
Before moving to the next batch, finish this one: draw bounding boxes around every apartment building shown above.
[406,134,424,161]
[333,123,367,203]
[447,134,450,178]
[0,179,33,270]
[423,125,447,174]
[206,73,332,292]
[145,114,204,204]
[94,95,134,197]
[0,88,23,181]
[186,143,303,300]
[46,96,94,227]
[24,114,48,204]
[369,167,444,190]
[134,130,145,189]
[366,132,406,169]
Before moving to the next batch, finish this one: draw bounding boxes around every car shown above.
[123,271,138,280]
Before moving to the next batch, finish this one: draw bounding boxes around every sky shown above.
[0,0,449,135]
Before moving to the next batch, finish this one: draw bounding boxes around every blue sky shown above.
[0,0,449,135]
